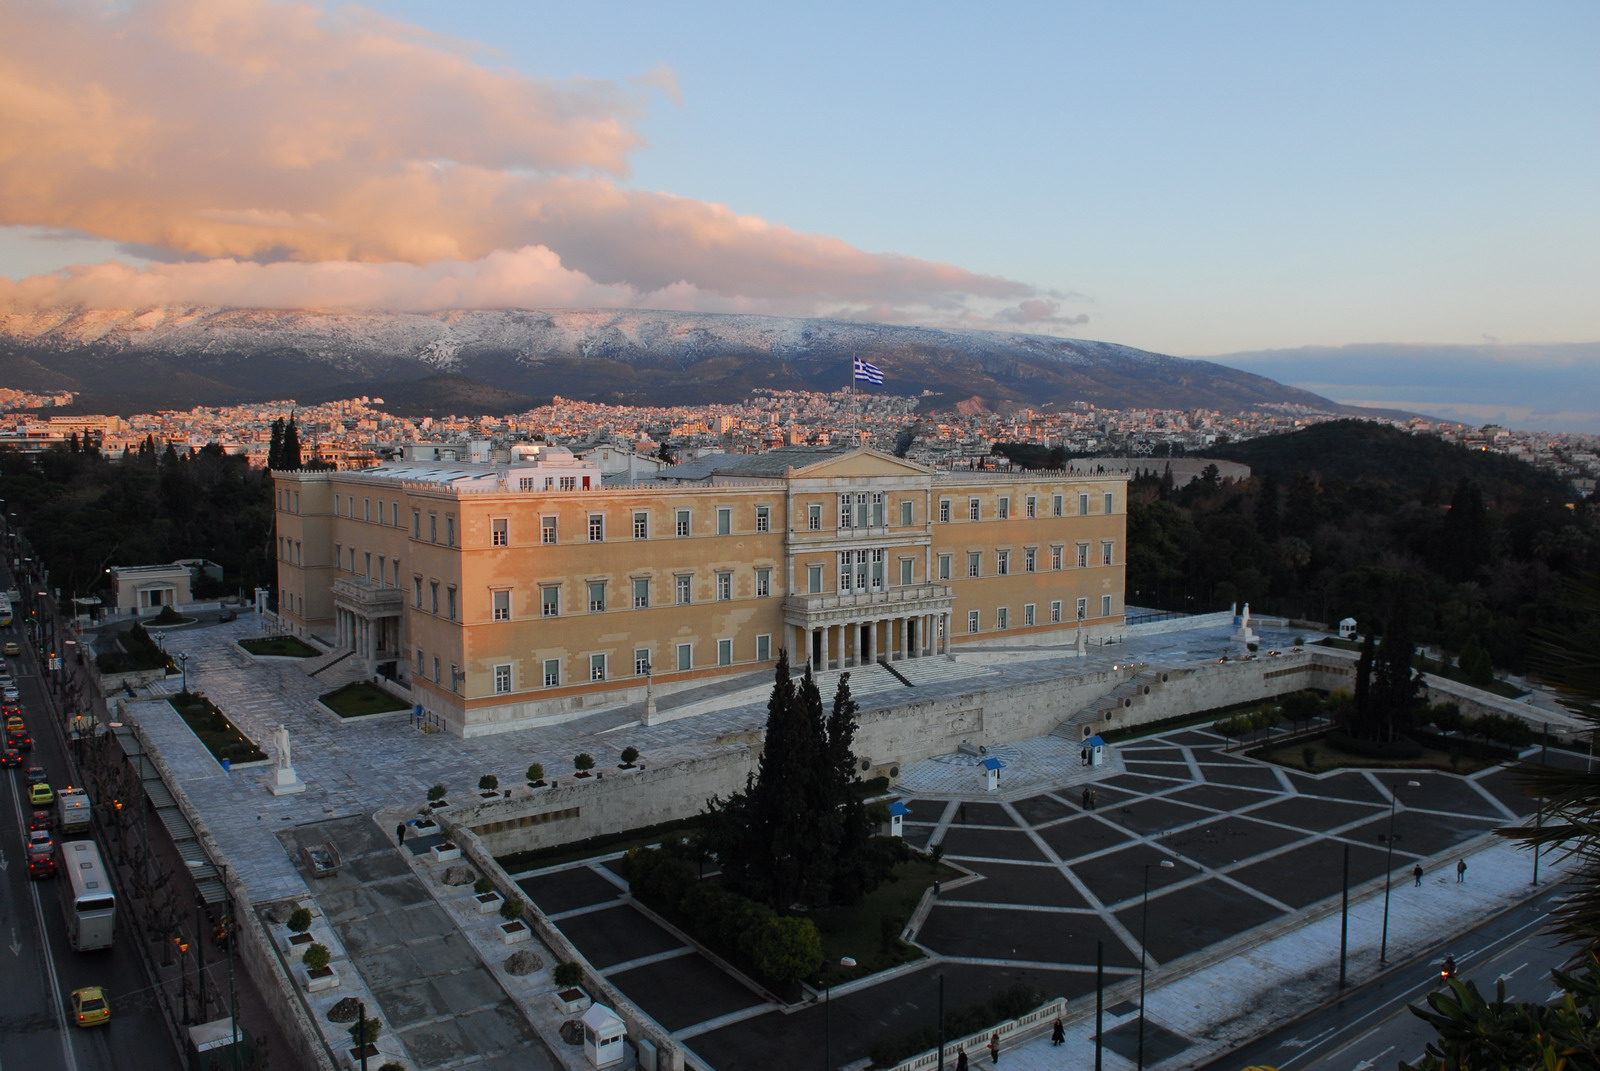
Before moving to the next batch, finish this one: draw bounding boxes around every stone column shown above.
[901,617,911,660]
[864,620,876,663]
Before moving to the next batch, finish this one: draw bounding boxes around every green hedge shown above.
[1324,729,1424,760]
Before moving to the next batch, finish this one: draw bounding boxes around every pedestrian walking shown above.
[1051,1017,1064,1046]
[958,803,968,824]
[396,822,406,846]
[1413,863,1424,886]
[1082,786,1091,809]
[956,1047,968,1071]
[1089,787,1099,810]
[1456,859,1467,883]
[989,1031,1000,1064]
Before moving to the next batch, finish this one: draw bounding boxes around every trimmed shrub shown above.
[302,943,330,971]
[554,961,585,988]
[526,762,545,784]
[573,753,596,773]
[474,877,494,896]
[478,774,499,792]
[620,746,640,766]
[427,784,447,803]
[287,907,312,934]
[499,896,525,923]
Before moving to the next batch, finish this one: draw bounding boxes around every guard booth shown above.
[581,1002,627,1068]
[1084,735,1107,767]
[982,756,1005,792]
[887,800,911,838]
[1339,617,1357,640]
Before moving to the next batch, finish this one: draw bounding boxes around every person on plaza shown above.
[1082,786,1091,809]
[1089,787,1099,810]
[1051,1017,1064,1046]
[1413,863,1424,886]
[396,822,406,846]
[1456,858,1467,883]
[989,1032,1000,1064]
[956,1046,968,1071]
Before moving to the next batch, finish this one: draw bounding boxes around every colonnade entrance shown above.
[794,612,949,671]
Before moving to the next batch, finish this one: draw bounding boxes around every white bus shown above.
[61,840,116,951]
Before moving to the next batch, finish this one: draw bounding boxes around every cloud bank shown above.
[0,0,1048,327]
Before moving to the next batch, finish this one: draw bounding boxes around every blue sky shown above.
[2,0,1595,365]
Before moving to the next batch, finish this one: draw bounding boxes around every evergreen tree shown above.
[281,415,302,470]
[267,418,285,469]
[1438,479,1490,582]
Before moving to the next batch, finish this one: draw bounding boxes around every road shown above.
[1204,884,1579,1071]
[0,596,179,1070]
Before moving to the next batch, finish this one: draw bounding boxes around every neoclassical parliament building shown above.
[271,444,1127,736]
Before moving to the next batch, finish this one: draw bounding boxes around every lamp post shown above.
[178,652,189,695]
[1138,859,1175,1071]
[1379,779,1422,964]
[642,659,656,724]
[824,956,857,1070]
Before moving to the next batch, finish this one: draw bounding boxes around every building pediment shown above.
[788,448,931,480]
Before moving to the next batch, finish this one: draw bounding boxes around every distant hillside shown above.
[0,305,1366,418]
[1210,420,1571,506]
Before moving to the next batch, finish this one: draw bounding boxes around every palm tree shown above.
[1499,571,1600,945]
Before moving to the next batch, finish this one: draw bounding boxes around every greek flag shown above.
[853,357,884,385]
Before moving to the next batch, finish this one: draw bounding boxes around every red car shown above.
[27,842,55,879]
[0,748,20,768]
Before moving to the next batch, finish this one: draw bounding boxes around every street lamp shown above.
[1379,779,1422,964]
[642,659,656,724]
[824,955,857,1071]
[1138,859,1176,1071]
[178,652,189,695]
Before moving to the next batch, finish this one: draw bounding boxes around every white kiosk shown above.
[1339,617,1358,640]
[581,1003,626,1068]
[1084,734,1107,768]
[887,800,911,838]
[982,756,1005,792]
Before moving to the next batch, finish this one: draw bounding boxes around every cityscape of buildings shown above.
[3,387,1599,496]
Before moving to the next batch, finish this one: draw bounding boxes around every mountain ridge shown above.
[0,305,1370,418]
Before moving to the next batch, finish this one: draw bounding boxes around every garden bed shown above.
[319,681,409,718]
[239,635,321,658]
[169,694,267,765]
[1250,732,1499,775]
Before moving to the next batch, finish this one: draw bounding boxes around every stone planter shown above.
[344,1043,379,1070]
[429,800,451,811]
[432,843,461,863]
[412,819,439,835]
[281,931,315,953]
[475,891,504,914]
[500,921,530,945]
[300,964,340,993]
[553,985,592,1015]
[479,791,499,800]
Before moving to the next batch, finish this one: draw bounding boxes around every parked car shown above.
[70,987,110,1027]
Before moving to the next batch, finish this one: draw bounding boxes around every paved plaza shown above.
[91,611,1583,1069]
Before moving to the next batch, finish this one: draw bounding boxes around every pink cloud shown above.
[0,0,1043,320]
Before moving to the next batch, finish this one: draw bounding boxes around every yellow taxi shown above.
[4,715,22,733]
[1,641,18,657]
[70,987,110,1027]
[28,782,53,806]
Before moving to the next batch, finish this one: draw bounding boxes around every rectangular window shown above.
[632,577,650,609]
[1079,492,1090,515]
[430,582,439,615]
[1076,597,1088,620]
[717,638,733,666]
[1102,594,1114,617]
[997,550,1010,576]
[676,643,692,671]
[541,586,560,617]
[839,495,854,529]
[494,664,511,694]
[559,476,577,491]
[968,498,980,521]
[348,547,356,572]
[634,648,651,676]
[492,517,508,546]
[1101,541,1114,566]
[937,554,951,581]
[676,574,693,604]
[587,581,607,613]
[364,498,371,521]
[413,576,423,608]
[1051,600,1062,624]
[871,493,885,527]
[333,496,340,517]
[429,514,438,542]
[492,589,511,621]
[334,542,342,569]
[1051,545,1063,570]
[1052,494,1064,517]
[1026,495,1037,519]
[755,505,770,533]
[1077,543,1089,569]
[412,509,421,537]
[633,511,649,539]
[590,654,606,682]
[377,555,385,582]
[967,552,981,578]
[431,657,441,683]
[939,499,951,523]
[998,496,1010,520]
[839,552,853,592]
[676,509,691,537]
[1104,492,1115,514]
[807,564,824,594]
[755,568,771,598]
[1024,548,1036,573]
[450,663,461,693]
[716,572,732,601]
[541,516,557,544]
[446,586,457,621]
[588,513,604,542]
[446,515,456,547]
[900,500,913,526]
[1024,603,1036,626]
[968,610,980,633]
[756,634,771,662]
[717,507,732,535]
[997,607,1009,630]
[807,503,822,530]
[857,494,871,529]
[415,648,424,674]
[543,659,560,688]
[899,558,913,586]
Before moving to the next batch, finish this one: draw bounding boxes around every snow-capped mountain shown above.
[0,306,1350,416]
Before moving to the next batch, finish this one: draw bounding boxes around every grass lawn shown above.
[170,694,266,765]
[1252,734,1500,776]
[809,859,939,981]
[320,681,410,718]
[239,635,320,658]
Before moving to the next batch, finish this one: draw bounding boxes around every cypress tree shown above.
[267,418,284,469]
[281,415,302,470]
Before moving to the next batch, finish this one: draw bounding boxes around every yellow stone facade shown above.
[272,446,1126,736]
